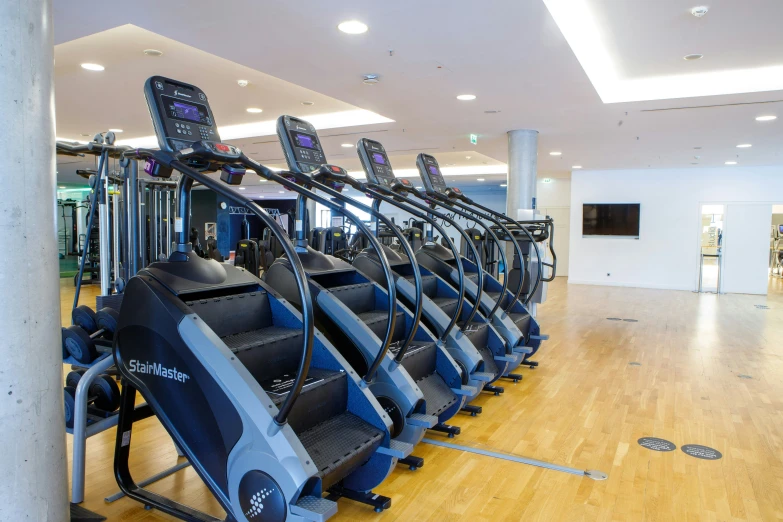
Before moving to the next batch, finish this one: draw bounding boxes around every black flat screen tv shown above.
[582,203,640,238]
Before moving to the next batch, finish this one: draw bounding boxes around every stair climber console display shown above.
[354,138,513,397]
[266,115,475,461]
[416,153,550,368]
[112,76,402,522]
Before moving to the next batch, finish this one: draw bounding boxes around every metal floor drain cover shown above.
[737,374,752,379]
[681,444,722,460]
[584,470,608,481]
[638,437,676,452]
[629,362,642,366]
[607,317,622,321]
[623,319,639,322]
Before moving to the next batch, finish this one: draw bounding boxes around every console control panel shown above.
[276,116,326,173]
[415,153,448,195]
[144,76,220,154]
[356,139,398,188]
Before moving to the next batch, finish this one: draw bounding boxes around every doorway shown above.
[697,204,723,293]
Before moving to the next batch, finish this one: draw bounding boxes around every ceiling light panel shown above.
[543,0,783,102]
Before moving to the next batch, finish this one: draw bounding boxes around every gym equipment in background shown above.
[114,76,403,521]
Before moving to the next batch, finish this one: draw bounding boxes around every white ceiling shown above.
[53,0,783,193]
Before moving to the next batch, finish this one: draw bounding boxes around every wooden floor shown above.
[62,277,783,521]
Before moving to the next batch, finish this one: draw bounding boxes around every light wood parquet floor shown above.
[61,277,783,521]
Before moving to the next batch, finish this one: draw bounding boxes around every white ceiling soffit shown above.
[54,24,393,146]
[543,0,783,103]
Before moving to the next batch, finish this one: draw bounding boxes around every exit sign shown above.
[470,134,478,145]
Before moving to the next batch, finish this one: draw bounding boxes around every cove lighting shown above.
[542,0,783,102]
[756,115,777,122]
[457,94,477,101]
[246,108,263,114]
[736,144,752,148]
[338,20,368,34]
[550,151,562,156]
[80,63,104,71]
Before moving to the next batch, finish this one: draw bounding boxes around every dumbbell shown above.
[63,370,121,429]
[61,307,119,364]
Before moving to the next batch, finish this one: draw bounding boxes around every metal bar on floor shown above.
[421,438,608,480]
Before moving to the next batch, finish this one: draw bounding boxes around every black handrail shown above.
[367,187,466,342]
[123,149,315,429]
[388,190,485,329]
[425,195,509,320]
[449,200,528,314]
[472,201,549,305]
[302,177,423,366]
[241,157,397,385]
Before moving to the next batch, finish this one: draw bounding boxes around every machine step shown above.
[513,346,534,355]
[472,371,495,382]
[452,385,478,396]
[291,495,338,522]
[529,334,550,341]
[407,413,438,428]
[376,439,414,459]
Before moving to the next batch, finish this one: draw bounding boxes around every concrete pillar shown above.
[0,0,68,520]
[506,129,539,216]
[306,198,318,230]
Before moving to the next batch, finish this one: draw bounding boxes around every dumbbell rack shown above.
[66,351,188,505]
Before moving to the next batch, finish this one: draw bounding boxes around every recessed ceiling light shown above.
[477,178,485,182]
[362,74,380,85]
[691,6,709,17]
[302,101,314,106]
[258,196,265,198]
[572,165,582,169]
[143,49,163,57]
[259,179,268,183]
[58,186,66,189]
[279,191,285,193]
[415,186,423,189]
[446,163,455,166]
[338,20,368,34]
[465,156,472,159]
[484,110,501,114]
[109,128,123,133]
[694,146,702,150]
[500,183,507,187]
[238,187,246,190]
[457,94,477,101]
[683,54,703,61]
[736,144,752,148]
[756,115,777,122]
[80,133,91,137]
[341,143,353,148]
[246,108,263,114]
[550,151,562,156]
[80,63,104,71]
[725,161,737,165]
[237,79,249,87]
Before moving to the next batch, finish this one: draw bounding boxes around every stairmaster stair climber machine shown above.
[354,138,512,398]
[112,76,403,522]
[415,153,556,368]
[263,116,475,460]
[411,154,535,377]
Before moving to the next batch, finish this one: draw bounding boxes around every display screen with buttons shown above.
[359,140,397,188]
[162,95,211,125]
[417,154,449,195]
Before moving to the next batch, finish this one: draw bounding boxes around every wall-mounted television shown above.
[582,203,641,238]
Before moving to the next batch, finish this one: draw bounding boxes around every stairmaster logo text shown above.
[129,360,190,383]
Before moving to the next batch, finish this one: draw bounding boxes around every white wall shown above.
[569,166,783,293]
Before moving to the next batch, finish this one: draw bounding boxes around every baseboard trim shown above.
[567,279,693,291]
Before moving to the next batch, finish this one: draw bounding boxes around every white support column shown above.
[506,129,539,216]
[0,0,68,520]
